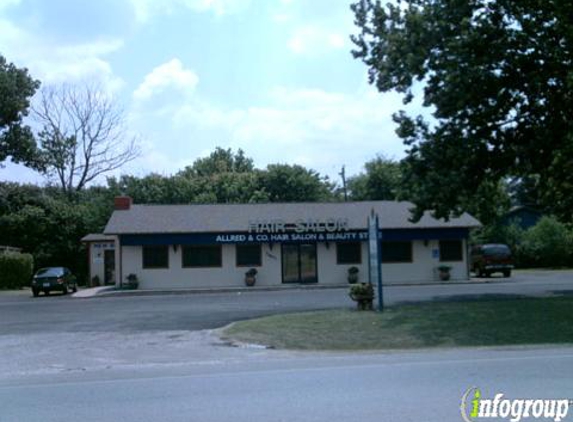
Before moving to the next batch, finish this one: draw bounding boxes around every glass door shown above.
[299,244,317,283]
[282,244,300,283]
[281,243,317,284]
[104,249,115,285]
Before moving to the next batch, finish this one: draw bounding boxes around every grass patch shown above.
[222,297,573,350]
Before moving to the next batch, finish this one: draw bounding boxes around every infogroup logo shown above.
[460,387,571,422]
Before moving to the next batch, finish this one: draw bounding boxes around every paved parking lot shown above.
[1,270,572,381]
[1,269,572,335]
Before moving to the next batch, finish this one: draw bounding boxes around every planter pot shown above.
[356,297,374,311]
[245,276,256,287]
[439,271,450,281]
[347,274,359,284]
[349,294,374,311]
[123,281,138,290]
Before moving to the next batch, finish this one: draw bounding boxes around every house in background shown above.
[501,206,543,230]
[101,196,480,290]
[81,234,116,286]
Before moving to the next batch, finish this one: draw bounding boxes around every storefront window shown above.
[142,246,169,269]
[336,242,362,264]
[381,241,412,263]
[439,240,463,261]
[182,245,222,268]
[236,244,262,267]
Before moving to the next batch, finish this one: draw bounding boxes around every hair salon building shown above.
[102,197,480,289]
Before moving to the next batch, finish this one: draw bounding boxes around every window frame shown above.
[439,239,463,262]
[182,245,223,268]
[336,242,362,265]
[142,245,169,269]
[381,241,413,263]
[236,244,262,267]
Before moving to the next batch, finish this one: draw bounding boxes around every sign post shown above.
[368,209,383,311]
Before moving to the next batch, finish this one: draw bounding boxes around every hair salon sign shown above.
[247,218,350,234]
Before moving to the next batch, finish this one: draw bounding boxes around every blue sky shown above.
[0,0,420,185]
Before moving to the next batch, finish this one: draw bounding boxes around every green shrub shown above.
[0,252,34,289]
[472,222,524,257]
[349,283,375,311]
[519,216,572,268]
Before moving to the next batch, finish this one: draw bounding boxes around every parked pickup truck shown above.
[471,244,514,277]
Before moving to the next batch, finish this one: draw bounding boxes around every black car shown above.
[31,267,78,297]
[470,244,514,277]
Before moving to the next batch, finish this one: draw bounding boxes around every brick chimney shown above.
[114,196,132,210]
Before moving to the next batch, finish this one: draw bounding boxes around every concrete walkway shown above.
[71,286,116,298]
[71,276,520,299]
[72,283,350,298]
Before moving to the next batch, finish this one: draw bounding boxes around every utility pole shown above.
[339,166,348,201]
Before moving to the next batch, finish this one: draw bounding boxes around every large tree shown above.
[0,55,41,168]
[33,83,140,195]
[347,156,404,201]
[351,0,573,222]
[178,147,254,178]
[260,164,334,202]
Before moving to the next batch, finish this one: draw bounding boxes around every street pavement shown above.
[0,269,572,335]
[1,346,572,422]
[1,269,572,420]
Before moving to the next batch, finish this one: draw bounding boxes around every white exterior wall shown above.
[318,240,468,286]
[119,239,469,289]
[381,239,468,284]
[315,242,369,285]
[121,243,282,289]
[88,241,115,285]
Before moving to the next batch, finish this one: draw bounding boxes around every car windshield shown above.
[35,267,63,277]
[483,246,511,256]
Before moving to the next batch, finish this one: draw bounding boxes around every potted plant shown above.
[349,282,374,310]
[91,275,100,287]
[437,265,452,281]
[347,266,359,284]
[245,268,258,287]
[125,273,139,290]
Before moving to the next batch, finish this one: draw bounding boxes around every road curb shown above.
[70,277,519,299]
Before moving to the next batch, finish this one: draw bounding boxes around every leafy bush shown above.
[349,283,375,311]
[472,222,524,257]
[473,216,573,268]
[519,216,572,268]
[0,252,34,289]
[124,273,139,290]
[349,282,374,298]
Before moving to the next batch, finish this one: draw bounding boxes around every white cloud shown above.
[133,59,199,102]
[0,17,124,92]
[0,0,20,10]
[287,25,347,55]
[129,84,411,179]
[130,0,250,23]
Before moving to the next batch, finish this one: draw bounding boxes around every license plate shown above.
[43,283,50,288]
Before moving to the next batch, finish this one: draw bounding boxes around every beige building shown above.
[81,234,116,286]
[103,197,480,289]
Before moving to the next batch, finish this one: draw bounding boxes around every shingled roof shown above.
[104,201,480,235]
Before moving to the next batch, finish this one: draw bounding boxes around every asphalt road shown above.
[1,270,572,335]
[1,346,572,422]
[1,270,572,420]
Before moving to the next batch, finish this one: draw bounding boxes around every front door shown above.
[104,250,115,285]
[281,243,317,284]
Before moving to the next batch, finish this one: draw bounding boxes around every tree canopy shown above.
[0,55,41,168]
[351,0,573,222]
[178,147,254,178]
[347,156,403,201]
